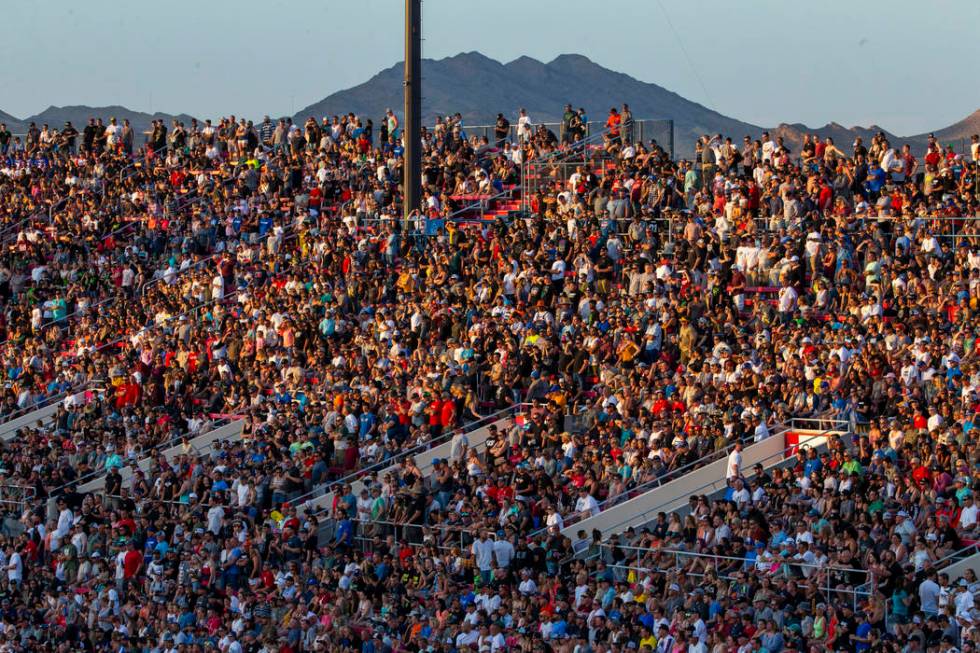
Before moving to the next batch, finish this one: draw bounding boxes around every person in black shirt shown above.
[82,118,98,153]
[61,122,78,153]
[494,114,510,149]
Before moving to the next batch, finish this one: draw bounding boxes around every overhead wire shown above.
[655,0,715,110]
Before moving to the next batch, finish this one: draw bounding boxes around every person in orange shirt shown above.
[605,107,622,154]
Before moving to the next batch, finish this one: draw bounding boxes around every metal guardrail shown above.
[292,402,523,514]
[550,416,847,535]
[0,484,35,515]
[48,415,239,498]
[444,185,521,224]
[598,544,874,613]
[139,253,218,297]
[464,117,674,158]
[575,419,846,539]
[0,379,95,427]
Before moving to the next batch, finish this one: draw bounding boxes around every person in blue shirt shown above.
[319,312,337,337]
[274,386,292,404]
[359,410,376,440]
[549,614,567,640]
[947,360,964,385]
[211,470,230,492]
[637,611,655,631]
[865,165,886,200]
[802,448,822,478]
[334,514,354,549]
[851,612,873,652]
[221,540,242,590]
[177,609,196,631]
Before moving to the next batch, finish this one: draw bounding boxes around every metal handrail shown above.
[32,295,118,334]
[48,415,238,497]
[552,416,848,534]
[533,124,616,166]
[933,542,980,570]
[0,210,45,242]
[576,422,844,539]
[87,283,248,356]
[0,378,99,429]
[300,403,526,515]
[605,543,871,578]
[139,253,218,297]
[444,185,521,223]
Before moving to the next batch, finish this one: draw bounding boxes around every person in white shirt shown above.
[518,568,538,595]
[356,489,373,523]
[726,442,743,480]
[960,495,978,534]
[55,498,74,544]
[207,503,225,536]
[517,109,532,142]
[471,533,495,585]
[761,132,776,163]
[545,506,564,530]
[493,535,515,568]
[655,625,674,653]
[484,624,507,652]
[731,478,750,507]
[777,284,798,318]
[880,145,901,173]
[474,589,502,615]
[691,615,708,644]
[104,118,120,148]
[455,622,479,648]
[954,582,974,620]
[5,545,22,588]
[574,489,601,518]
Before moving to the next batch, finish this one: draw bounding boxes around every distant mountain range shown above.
[0,105,197,144]
[3,53,977,157]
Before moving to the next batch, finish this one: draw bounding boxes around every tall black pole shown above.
[403,0,422,221]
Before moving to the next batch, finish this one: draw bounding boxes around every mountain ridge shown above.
[2,54,976,157]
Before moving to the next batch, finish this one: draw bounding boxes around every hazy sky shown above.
[2,0,977,134]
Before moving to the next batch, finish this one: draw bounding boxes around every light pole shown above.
[403,0,422,222]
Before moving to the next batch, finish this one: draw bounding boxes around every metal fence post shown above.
[826,566,832,605]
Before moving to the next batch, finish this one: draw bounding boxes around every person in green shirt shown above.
[841,449,863,476]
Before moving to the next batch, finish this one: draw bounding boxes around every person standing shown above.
[121,119,134,156]
[471,531,495,586]
[621,103,633,145]
[5,544,22,589]
[726,441,743,480]
[561,104,576,144]
[494,113,510,149]
[517,108,532,143]
[61,121,78,154]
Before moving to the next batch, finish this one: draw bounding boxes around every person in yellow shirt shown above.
[639,627,658,650]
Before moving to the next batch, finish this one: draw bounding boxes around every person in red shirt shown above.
[605,108,621,137]
[427,394,442,436]
[122,540,143,588]
[439,392,456,431]
[818,179,833,211]
[910,456,930,488]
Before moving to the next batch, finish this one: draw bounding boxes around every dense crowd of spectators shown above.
[0,107,977,652]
